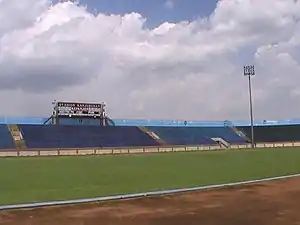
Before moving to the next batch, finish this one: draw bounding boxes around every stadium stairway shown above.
[138,126,168,145]
[7,124,26,149]
[211,137,230,148]
[224,120,251,143]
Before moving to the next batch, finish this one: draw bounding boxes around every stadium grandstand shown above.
[1,100,300,150]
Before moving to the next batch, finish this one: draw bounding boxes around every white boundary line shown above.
[1,173,300,211]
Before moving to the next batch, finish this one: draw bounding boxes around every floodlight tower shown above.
[244,65,255,148]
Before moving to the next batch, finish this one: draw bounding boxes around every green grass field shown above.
[1,147,300,205]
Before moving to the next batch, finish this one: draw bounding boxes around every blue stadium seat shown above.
[147,126,246,145]
[0,125,15,149]
[19,125,159,148]
[147,127,215,145]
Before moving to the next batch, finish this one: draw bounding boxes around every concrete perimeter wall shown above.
[1,142,300,157]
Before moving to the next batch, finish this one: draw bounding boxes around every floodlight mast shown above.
[244,65,255,148]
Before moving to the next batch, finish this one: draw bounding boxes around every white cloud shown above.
[1,0,300,121]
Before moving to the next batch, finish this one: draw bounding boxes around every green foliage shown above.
[1,148,300,205]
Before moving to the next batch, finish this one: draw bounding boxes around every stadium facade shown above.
[1,116,300,127]
[0,101,300,150]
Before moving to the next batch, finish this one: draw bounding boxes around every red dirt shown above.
[1,177,300,225]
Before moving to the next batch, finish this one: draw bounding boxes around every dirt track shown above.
[1,177,300,225]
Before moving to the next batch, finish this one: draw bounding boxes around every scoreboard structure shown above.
[51,101,108,126]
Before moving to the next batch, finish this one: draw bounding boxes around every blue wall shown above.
[114,119,300,126]
[1,116,300,127]
[0,117,48,125]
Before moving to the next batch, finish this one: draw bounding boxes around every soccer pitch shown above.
[1,147,300,205]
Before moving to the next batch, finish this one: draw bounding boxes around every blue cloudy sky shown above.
[75,0,218,27]
[1,0,300,120]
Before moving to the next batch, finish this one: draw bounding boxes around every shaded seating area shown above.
[0,125,15,149]
[239,125,300,143]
